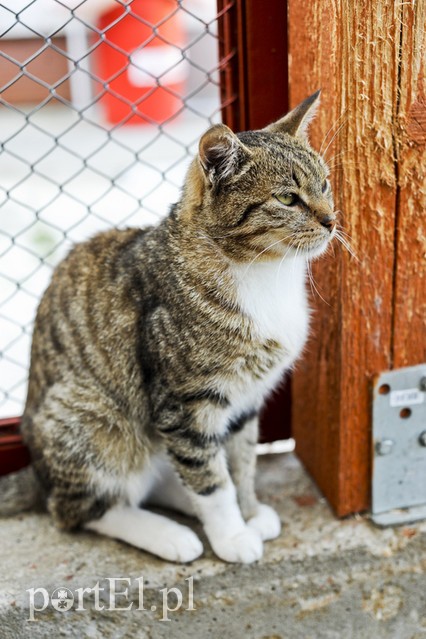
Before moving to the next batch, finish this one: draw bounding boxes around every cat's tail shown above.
[0,466,43,516]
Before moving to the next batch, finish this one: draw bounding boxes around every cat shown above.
[12,90,335,564]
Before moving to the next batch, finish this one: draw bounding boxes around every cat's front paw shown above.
[210,527,263,564]
[155,526,203,563]
[248,503,281,541]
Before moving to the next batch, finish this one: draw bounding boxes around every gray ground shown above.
[1,453,425,639]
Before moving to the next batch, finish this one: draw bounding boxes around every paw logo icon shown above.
[51,587,74,612]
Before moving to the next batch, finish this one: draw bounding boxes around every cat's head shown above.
[183,91,334,262]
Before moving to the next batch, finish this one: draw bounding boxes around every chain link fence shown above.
[0,0,227,418]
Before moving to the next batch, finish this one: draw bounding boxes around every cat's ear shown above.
[198,124,251,185]
[264,90,321,139]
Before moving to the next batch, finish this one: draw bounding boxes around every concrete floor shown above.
[1,453,425,639]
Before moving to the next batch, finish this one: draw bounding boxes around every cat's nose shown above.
[318,214,336,232]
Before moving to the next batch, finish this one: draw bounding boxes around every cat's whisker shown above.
[325,150,346,165]
[335,231,359,261]
[305,256,316,299]
[319,111,348,156]
[325,148,360,167]
[306,256,331,306]
[292,240,302,278]
[242,238,287,279]
[306,257,317,300]
[332,214,359,248]
[328,160,363,172]
[242,233,298,279]
[322,120,348,161]
[334,220,356,244]
[335,226,355,243]
[275,239,297,292]
[333,230,360,262]
[332,220,361,261]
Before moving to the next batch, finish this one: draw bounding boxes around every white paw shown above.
[154,526,203,563]
[248,503,281,541]
[211,526,263,564]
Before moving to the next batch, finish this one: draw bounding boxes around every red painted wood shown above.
[391,4,426,369]
[217,0,288,133]
[0,417,30,476]
[218,0,291,442]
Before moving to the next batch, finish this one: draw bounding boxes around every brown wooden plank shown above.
[259,379,292,443]
[218,0,291,442]
[392,2,426,368]
[217,0,245,132]
[242,0,290,442]
[289,0,400,515]
[0,417,30,476]
[217,0,288,132]
[240,0,288,130]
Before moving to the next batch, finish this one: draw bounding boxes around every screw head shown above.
[419,431,426,447]
[420,377,426,392]
[376,439,394,456]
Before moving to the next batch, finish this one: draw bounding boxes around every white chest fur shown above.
[215,256,310,421]
[231,256,310,367]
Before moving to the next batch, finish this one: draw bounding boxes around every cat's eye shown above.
[275,193,298,206]
[322,179,329,193]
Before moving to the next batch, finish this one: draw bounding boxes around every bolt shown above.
[420,377,426,392]
[376,439,394,456]
[419,431,426,447]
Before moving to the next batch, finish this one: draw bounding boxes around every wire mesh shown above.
[0,0,227,418]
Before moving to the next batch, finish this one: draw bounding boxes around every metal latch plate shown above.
[372,364,426,526]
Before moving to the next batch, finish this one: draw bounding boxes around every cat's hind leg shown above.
[27,381,203,562]
[85,505,203,563]
[86,457,203,562]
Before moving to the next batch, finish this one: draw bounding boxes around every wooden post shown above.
[217,0,288,132]
[0,417,30,475]
[392,2,426,369]
[218,0,292,442]
[289,0,426,516]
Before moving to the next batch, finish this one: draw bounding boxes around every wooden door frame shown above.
[217,0,292,443]
[217,0,288,132]
[0,417,30,476]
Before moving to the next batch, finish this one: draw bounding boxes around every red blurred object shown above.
[96,0,186,125]
[0,417,31,476]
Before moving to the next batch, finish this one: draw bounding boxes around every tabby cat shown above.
[18,91,335,563]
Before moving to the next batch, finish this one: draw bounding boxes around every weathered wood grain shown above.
[289,0,402,515]
[392,2,426,368]
[218,0,292,442]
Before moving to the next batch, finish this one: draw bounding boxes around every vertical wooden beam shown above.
[0,417,30,475]
[218,0,291,442]
[217,0,245,131]
[217,0,288,132]
[239,0,288,129]
[392,2,426,368]
[289,1,401,515]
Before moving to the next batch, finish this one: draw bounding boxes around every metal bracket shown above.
[372,364,426,526]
